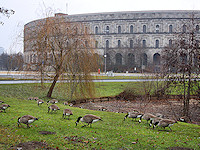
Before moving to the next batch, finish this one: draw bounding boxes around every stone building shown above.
[24,10,200,72]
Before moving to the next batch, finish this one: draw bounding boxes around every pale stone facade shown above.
[24,10,200,72]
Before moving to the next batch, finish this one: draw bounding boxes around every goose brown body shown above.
[157,119,177,131]
[63,109,73,119]
[37,99,44,106]
[0,104,10,112]
[149,117,163,128]
[47,99,58,105]
[139,113,156,123]
[0,100,4,104]
[48,104,60,113]
[124,111,143,121]
[18,115,38,128]
[75,114,102,127]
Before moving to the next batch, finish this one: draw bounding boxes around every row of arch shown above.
[95,24,200,34]
[103,39,161,49]
[104,52,161,66]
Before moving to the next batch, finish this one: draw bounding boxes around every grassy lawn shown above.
[0,83,199,149]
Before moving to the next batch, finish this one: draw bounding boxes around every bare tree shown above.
[162,14,200,117]
[25,13,98,99]
[0,7,15,25]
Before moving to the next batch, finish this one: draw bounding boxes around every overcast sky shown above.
[0,0,200,53]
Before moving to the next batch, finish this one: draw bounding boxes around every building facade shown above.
[24,10,200,72]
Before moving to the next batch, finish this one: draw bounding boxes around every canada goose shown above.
[179,116,191,123]
[28,97,39,100]
[96,106,107,111]
[63,102,69,105]
[157,119,177,131]
[75,114,102,127]
[47,99,58,105]
[0,104,10,112]
[63,109,73,120]
[69,103,73,107]
[48,104,60,113]
[28,97,33,100]
[124,111,143,121]
[0,100,4,104]
[149,117,163,128]
[139,113,157,123]
[155,113,164,118]
[37,99,44,106]
[18,115,38,128]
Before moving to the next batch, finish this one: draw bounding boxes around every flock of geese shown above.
[123,110,178,131]
[0,97,180,131]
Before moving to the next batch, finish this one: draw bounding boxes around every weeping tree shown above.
[25,13,98,99]
[162,14,200,118]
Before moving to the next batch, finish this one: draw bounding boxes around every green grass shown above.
[0,83,200,149]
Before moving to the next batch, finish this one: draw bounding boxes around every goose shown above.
[47,99,58,105]
[28,97,39,100]
[63,102,69,105]
[155,113,164,118]
[0,104,10,112]
[75,114,102,127]
[18,115,39,128]
[0,100,4,104]
[139,113,157,123]
[48,104,60,113]
[179,116,191,123]
[28,97,33,100]
[149,117,163,128]
[124,111,143,121]
[37,99,44,106]
[157,119,177,131]
[63,109,73,120]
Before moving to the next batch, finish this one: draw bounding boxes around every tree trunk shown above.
[47,73,60,98]
[184,72,191,117]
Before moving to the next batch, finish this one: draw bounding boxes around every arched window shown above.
[127,53,135,66]
[142,40,146,48]
[130,40,133,48]
[95,41,98,48]
[169,25,173,33]
[118,26,121,34]
[183,25,186,33]
[106,53,111,66]
[180,53,187,64]
[153,53,160,65]
[106,40,109,48]
[169,39,172,47]
[85,40,88,47]
[118,40,121,48]
[66,41,69,48]
[130,25,133,33]
[115,53,122,65]
[143,25,147,33]
[140,53,147,66]
[95,26,98,34]
[156,40,159,48]
[85,27,88,34]
[156,25,159,33]
[196,25,199,32]
[106,26,109,34]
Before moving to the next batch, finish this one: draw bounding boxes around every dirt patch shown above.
[39,131,56,135]
[74,94,200,124]
[8,141,56,150]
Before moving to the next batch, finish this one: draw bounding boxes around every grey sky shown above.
[0,0,200,53]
